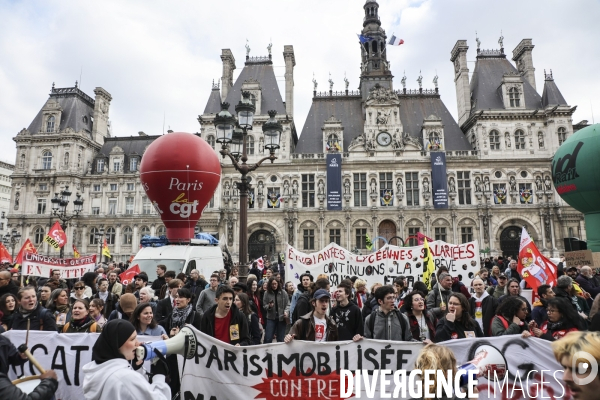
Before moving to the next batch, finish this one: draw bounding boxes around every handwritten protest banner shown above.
[286,241,480,289]
[22,253,97,279]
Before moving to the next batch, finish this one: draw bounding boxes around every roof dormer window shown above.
[97,159,105,173]
[508,87,520,107]
[46,116,55,133]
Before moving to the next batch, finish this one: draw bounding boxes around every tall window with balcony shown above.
[489,130,500,150]
[329,229,341,245]
[379,172,393,206]
[457,172,472,205]
[125,197,134,215]
[406,172,419,206]
[302,174,315,207]
[514,130,525,149]
[353,173,367,207]
[123,227,133,245]
[303,229,315,250]
[108,199,117,215]
[42,151,53,170]
[37,199,46,215]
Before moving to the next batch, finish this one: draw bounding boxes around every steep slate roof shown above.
[541,78,568,107]
[398,96,472,150]
[296,96,363,153]
[203,86,222,114]
[223,62,286,116]
[27,87,95,137]
[470,56,542,111]
[97,135,159,157]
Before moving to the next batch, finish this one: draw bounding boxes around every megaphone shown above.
[135,326,197,361]
[458,344,507,387]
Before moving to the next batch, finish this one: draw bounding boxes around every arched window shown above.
[514,130,525,149]
[489,130,500,150]
[141,226,150,237]
[106,227,116,245]
[508,87,520,107]
[46,116,55,133]
[42,151,52,170]
[207,135,216,149]
[247,135,255,155]
[122,227,133,245]
[89,227,99,245]
[34,226,45,244]
[63,152,69,167]
[558,127,567,145]
[157,226,166,237]
[19,154,25,169]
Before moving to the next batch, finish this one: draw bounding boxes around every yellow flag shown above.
[422,238,436,289]
[365,234,373,251]
[102,239,111,259]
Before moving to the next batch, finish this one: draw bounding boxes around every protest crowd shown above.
[1,248,600,399]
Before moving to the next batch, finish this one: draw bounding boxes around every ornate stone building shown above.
[7,0,585,262]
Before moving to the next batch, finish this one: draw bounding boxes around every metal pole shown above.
[238,175,248,265]
[60,223,66,259]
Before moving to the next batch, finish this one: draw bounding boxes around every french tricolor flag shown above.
[388,35,404,46]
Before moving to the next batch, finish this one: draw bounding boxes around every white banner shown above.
[285,241,480,289]
[22,253,97,279]
[180,326,570,400]
[2,329,571,400]
[2,330,158,400]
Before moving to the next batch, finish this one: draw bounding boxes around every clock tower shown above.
[362,84,404,151]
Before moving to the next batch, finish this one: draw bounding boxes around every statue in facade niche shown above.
[344,179,350,194]
[318,180,325,195]
[483,176,490,192]
[535,176,543,192]
[370,178,377,194]
[505,132,511,148]
[448,177,456,193]
[292,180,298,195]
[544,176,552,191]
[257,181,264,196]
[391,133,403,150]
[422,177,430,193]
[396,177,403,194]
[283,180,290,196]
[475,177,482,192]
[509,176,517,192]
[223,181,230,198]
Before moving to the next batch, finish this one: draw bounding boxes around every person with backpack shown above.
[10,286,57,332]
[289,272,313,325]
[363,285,414,342]
[491,296,530,336]
[62,299,99,333]
[426,273,453,322]
[285,289,338,342]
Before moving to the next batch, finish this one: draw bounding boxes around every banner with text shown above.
[3,330,157,400]
[326,154,343,210]
[179,327,569,400]
[286,241,480,288]
[2,329,569,400]
[430,151,449,209]
[22,253,97,279]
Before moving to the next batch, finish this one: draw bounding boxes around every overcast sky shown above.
[1,0,598,164]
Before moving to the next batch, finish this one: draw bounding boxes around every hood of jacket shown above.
[82,358,129,400]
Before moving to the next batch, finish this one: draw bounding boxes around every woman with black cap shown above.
[82,319,171,400]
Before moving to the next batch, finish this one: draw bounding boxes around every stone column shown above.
[451,211,458,244]
[539,209,547,250]
[115,225,121,257]
[81,225,88,254]
[133,225,139,249]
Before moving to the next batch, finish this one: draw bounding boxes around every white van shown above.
[131,239,224,283]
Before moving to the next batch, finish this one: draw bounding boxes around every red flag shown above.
[119,264,140,285]
[517,227,557,291]
[417,232,434,245]
[0,243,12,264]
[14,238,37,266]
[44,221,67,249]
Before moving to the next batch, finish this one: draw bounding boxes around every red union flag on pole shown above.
[120,264,140,285]
[14,238,37,267]
[44,221,67,250]
[517,227,557,290]
[0,243,12,264]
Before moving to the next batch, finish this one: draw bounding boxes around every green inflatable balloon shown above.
[552,124,600,251]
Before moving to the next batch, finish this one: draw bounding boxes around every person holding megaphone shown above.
[82,319,171,400]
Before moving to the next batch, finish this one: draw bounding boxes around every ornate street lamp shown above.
[214,91,282,268]
[51,186,84,258]
[2,228,21,259]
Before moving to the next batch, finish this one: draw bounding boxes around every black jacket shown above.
[185,278,207,307]
[92,292,118,319]
[498,294,532,322]
[0,281,19,298]
[405,311,436,341]
[468,295,498,336]
[434,316,484,342]
[155,297,174,327]
[199,304,251,346]
[151,276,166,291]
[0,335,25,375]
[0,372,58,400]
[161,307,202,333]
[10,306,57,332]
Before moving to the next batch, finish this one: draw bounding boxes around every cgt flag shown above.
[14,238,37,267]
[422,238,436,290]
[102,239,111,259]
[44,221,67,250]
[73,245,81,259]
[517,227,557,291]
[120,264,140,285]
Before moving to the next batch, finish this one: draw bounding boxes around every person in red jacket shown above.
[540,297,584,341]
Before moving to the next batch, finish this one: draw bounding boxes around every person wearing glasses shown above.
[491,296,530,337]
[71,282,91,305]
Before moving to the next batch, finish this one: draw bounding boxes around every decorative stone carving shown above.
[544,176,552,191]
[535,176,543,192]
[509,176,517,192]
[475,177,482,193]
[448,177,456,193]
[366,84,399,104]
[402,132,422,150]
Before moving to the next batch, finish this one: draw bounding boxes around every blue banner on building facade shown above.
[430,152,448,209]
[326,154,342,210]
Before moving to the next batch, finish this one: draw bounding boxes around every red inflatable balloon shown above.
[140,132,221,240]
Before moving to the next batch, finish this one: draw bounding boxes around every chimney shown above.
[92,87,112,145]
[283,45,296,118]
[450,40,470,126]
[512,39,536,91]
[220,49,236,102]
